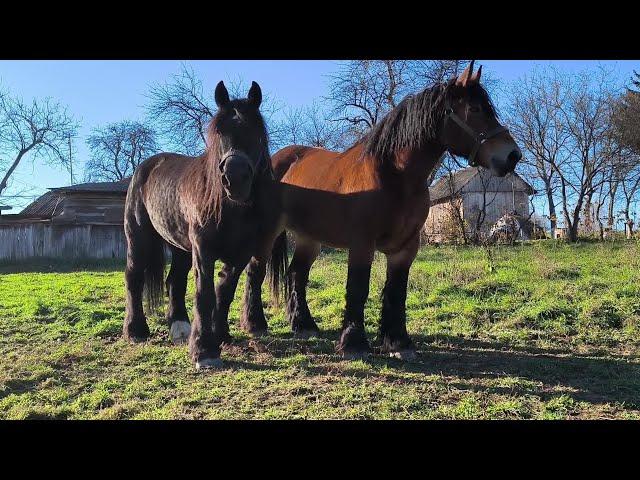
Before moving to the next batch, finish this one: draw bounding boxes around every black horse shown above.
[122,81,286,369]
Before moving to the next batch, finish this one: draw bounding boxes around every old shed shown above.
[0,179,131,261]
[423,167,535,243]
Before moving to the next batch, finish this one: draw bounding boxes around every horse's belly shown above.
[282,187,384,248]
[145,196,191,251]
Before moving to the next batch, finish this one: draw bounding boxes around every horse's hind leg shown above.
[240,257,269,336]
[166,247,192,345]
[215,262,242,342]
[123,219,152,343]
[286,236,321,337]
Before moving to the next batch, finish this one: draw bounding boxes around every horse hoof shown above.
[293,329,319,339]
[195,358,223,370]
[126,335,148,344]
[169,321,191,345]
[389,350,417,361]
[248,329,268,338]
[341,350,371,361]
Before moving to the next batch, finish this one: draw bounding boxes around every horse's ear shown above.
[471,65,482,83]
[456,60,475,87]
[248,81,262,109]
[215,81,230,109]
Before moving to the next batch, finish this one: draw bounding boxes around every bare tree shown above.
[325,60,471,148]
[276,107,306,147]
[276,101,341,150]
[146,65,214,156]
[85,121,158,182]
[468,169,500,243]
[0,87,78,199]
[553,68,617,242]
[506,67,569,234]
[611,71,640,156]
[618,151,640,238]
[146,64,282,155]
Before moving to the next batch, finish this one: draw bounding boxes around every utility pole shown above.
[68,134,74,185]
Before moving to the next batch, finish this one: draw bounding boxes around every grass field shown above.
[1,240,640,419]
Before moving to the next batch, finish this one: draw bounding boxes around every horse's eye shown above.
[470,105,481,113]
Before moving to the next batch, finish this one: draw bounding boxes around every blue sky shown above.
[1,60,638,210]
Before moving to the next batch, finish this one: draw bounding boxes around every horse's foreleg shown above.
[215,263,242,343]
[286,237,321,337]
[189,239,222,369]
[337,245,375,358]
[378,234,419,360]
[166,247,192,345]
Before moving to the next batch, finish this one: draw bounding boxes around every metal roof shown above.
[50,178,131,194]
[19,178,131,218]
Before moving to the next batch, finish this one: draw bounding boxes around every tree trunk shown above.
[0,150,26,197]
[594,199,604,240]
[608,181,618,230]
[583,192,593,235]
[545,180,557,232]
[568,223,580,242]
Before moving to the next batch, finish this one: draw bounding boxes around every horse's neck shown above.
[381,141,446,194]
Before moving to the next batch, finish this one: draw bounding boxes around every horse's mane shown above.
[186,103,271,227]
[360,79,498,170]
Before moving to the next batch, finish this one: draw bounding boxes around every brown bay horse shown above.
[224,62,523,359]
[122,81,285,369]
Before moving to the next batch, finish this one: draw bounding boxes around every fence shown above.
[0,221,127,261]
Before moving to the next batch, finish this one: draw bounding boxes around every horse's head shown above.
[440,61,522,176]
[209,80,268,204]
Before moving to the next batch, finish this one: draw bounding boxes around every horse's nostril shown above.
[508,149,522,165]
[222,175,230,187]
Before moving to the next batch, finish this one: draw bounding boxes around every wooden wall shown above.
[463,191,530,232]
[53,194,126,225]
[0,222,127,261]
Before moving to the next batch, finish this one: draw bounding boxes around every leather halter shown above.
[219,148,271,178]
[443,101,508,167]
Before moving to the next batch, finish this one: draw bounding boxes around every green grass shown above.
[1,240,640,419]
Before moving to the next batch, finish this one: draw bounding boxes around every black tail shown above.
[143,229,166,315]
[266,231,289,307]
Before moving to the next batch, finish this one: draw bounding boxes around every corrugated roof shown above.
[19,178,131,218]
[20,191,65,218]
[429,167,534,203]
[51,178,131,194]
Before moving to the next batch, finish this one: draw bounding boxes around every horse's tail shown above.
[143,227,166,316]
[267,231,289,307]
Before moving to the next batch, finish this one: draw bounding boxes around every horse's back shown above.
[272,145,325,181]
[273,144,378,194]
[126,152,197,251]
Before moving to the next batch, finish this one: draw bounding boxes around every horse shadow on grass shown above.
[224,328,640,409]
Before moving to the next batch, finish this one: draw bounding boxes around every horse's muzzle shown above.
[220,151,254,203]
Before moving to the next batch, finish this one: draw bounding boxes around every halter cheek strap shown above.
[443,103,508,167]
